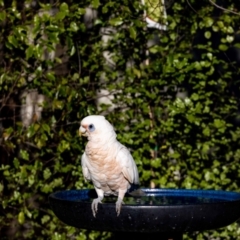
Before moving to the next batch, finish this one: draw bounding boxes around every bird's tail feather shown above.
[127,184,146,197]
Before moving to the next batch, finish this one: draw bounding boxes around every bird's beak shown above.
[79,126,87,136]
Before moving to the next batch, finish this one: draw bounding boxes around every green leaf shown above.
[55,11,66,21]
[109,17,123,26]
[129,26,137,40]
[41,215,50,224]
[0,10,6,21]
[70,45,76,56]
[92,0,100,8]
[42,123,51,134]
[46,72,55,81]
[234,43,240,49]
[219,44,228,51]
[52,100,64,109]
[204,17,214,27]
[59,2,69,13]
[191,93,199,101]
[43,168,52,180]
[204,31,211,39]
[18,212,25,225]
[70,22,79,32]
[20,150,29,161]
[203,127,210,136]
[8,35,18,48]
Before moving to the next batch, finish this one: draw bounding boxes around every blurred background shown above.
[1,0,240,239]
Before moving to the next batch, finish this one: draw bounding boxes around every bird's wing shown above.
[81,152,91,181]
[116,144,139,185]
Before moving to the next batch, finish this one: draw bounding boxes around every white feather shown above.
[79,115,140,216]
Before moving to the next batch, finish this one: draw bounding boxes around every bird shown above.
[79,115,139,217]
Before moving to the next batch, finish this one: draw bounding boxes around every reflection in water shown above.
[80,195,227,205]
[54,189,240,206]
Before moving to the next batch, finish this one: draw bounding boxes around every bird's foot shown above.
[116,199,125,216]
[91,198,102,217]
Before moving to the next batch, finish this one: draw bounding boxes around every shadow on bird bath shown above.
[49,188,240,240]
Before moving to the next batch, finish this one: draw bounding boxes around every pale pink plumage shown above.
[79,115,139,217]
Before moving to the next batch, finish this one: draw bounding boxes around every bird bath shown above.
[49,188,240,240]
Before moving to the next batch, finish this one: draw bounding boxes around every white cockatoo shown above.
[79,115,139,217]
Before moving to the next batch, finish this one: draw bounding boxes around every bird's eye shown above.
[88,124,95,132]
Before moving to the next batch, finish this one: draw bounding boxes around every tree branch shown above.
[209,0,240,16]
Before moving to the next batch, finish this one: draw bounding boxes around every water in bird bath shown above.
[54,188,239,206]
[101,195,227,205]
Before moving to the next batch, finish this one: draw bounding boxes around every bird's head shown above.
[79,115,116,140]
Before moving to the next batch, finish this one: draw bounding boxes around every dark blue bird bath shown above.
[49,189,240,240]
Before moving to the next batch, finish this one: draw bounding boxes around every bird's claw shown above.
[116,199,124,216]
[91,198,102,217]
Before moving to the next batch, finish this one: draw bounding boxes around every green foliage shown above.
[1,0,240,239]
